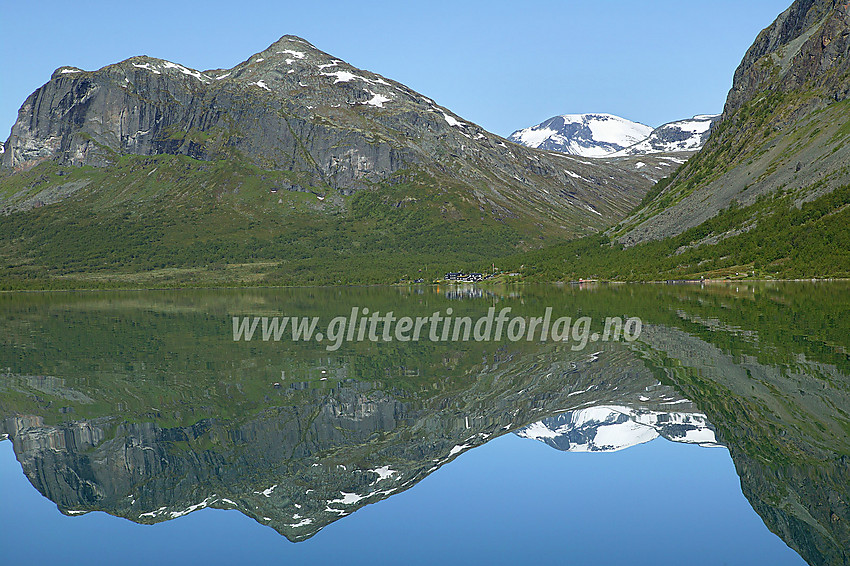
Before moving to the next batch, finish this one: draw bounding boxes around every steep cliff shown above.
[617,0,850,247]
[1,36,658,223]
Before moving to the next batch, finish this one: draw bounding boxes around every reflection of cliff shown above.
[2,285,849,565]
[2,344,695,542]
[5,322,847,564]
[638,324,850,566]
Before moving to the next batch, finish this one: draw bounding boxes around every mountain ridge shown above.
[2,34,659,206]
[610,114,720,156]
[0,35,664,288]
[516,404,720,453]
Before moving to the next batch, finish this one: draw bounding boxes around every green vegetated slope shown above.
[3,282,848,427]
[505,177,850,281]
[509,1,850,282]
[0,155,555,289]
[5,2,850,287]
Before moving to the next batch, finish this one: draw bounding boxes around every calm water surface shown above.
[1,283,847,565]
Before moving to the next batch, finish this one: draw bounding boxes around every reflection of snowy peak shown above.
[508,114,653,158]
[516,405,720,453]
[611,115,720,156]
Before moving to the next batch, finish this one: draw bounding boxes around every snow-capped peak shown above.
[508,113,653,158]
[611,114,720,156]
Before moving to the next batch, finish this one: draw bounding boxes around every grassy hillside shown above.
[511,2,850,284]
[615,0,850,246]
[504,178,850,281]
[0,154,564,289]
[4,150,849,287]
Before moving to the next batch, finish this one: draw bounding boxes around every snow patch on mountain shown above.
[612,114,720,156]
[322,70,358,83]
[443,113,466,128]
[130,59,212,82]
[508,114,653,158]
[363,90,391,107]
[510,113,719,158]
[276,49,305,59]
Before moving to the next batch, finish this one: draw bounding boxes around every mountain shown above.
[507,113,653,157]
[1,36,657,208]
[610,114,720,156]
[0,36,663,289]
[508,113,720,158]
[516,404,719,452]
[510,0,850,281]
[615,0,850,251]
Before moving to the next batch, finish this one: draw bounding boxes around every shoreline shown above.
[2,277,849,295]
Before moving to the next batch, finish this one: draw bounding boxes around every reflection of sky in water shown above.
[0,435,805,565]
[2,283,846,565]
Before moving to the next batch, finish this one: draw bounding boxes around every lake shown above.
[1,282,847,565]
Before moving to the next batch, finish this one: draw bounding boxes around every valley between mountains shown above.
[1,0,850,288]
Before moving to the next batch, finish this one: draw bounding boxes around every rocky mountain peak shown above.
[1,36,665,235]
[516,400,720,453]
[510,113,719,158]
[725,0,850,115]
[610,114,720,156]
[264,34,317,51]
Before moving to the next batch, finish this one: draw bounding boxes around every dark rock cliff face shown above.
[1,42,420,191]
[0,36,659,223]
[725,0,850,115]
[617,0,850,245]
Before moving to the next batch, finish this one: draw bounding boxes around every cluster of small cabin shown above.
[445,272,485,282]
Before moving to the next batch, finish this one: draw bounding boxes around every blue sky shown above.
[1,0,791,138]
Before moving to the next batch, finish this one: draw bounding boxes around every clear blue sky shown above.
[1,0,791,138]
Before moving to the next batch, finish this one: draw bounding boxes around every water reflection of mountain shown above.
[1,344,674,541]
[0,285,848,565]
[637,322,850,566]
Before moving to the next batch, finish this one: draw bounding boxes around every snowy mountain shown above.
[611,114,720,156]
[508,113,653,158]
[509,113,719,158]
[516,404,720,453]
